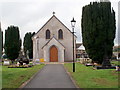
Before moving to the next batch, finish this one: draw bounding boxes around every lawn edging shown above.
[63,64,79,88]
[19,64,46,88]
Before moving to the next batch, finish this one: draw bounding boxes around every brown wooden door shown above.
[50,46,58,62]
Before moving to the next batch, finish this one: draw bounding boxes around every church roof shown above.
[32,15,77,38]
[77,44,85,50]
[42,36,65,49]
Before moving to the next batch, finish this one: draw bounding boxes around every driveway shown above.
[24,64,76,88]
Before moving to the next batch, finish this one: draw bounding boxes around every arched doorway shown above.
[50,46,58,62]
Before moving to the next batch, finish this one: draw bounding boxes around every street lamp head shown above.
[71,17,76,27]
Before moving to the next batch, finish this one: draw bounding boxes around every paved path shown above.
[24,64,76,88]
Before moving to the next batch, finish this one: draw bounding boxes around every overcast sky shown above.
[0,0,119,46]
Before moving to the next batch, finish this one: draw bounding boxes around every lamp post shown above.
[71,17,76,72]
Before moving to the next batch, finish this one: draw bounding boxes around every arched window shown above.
[58,29,63,39]
[46,29,50,39]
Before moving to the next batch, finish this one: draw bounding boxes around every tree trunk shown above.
[102,38,111,67]
[102,56,111,67]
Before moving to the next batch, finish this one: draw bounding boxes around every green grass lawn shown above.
[111,60,120,66]
[64,63,119,88]
[2,64,45,88]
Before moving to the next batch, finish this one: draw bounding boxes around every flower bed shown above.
[8,64,33,68]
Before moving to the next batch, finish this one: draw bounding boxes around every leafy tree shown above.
[81,1,116,66]
[4,26,21,63]
[23,32,35,59]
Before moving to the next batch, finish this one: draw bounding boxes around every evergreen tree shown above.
[4,26,21,63]
[23,32,35,59]
[81,1,116,66]
[0,24,2,59]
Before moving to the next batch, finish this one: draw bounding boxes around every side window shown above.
[58,29,63,39]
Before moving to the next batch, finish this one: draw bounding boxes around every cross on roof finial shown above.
[53,12,55,15]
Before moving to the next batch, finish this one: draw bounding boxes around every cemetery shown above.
[2,53,119,88]
[1,54,34,68]
[2,63,44,88]
[64,62,119,88]
[1,50,45,88]
[1,0,119,89]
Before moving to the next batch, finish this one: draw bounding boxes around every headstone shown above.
[95,66,116,69]
[19,60,23,65]
[23,63,26,65]
[116,65,120,71]
[35,59,40,64]
[17,62,20,66]
[3,60,10,65]
[85,63,93,66]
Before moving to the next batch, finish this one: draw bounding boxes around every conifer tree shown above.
[4,26,21,63]
[23,32,35,59]
[81,1,116,66]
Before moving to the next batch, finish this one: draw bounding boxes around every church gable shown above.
[33,15,74,38]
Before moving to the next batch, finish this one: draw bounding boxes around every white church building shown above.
[32,14,76,62]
